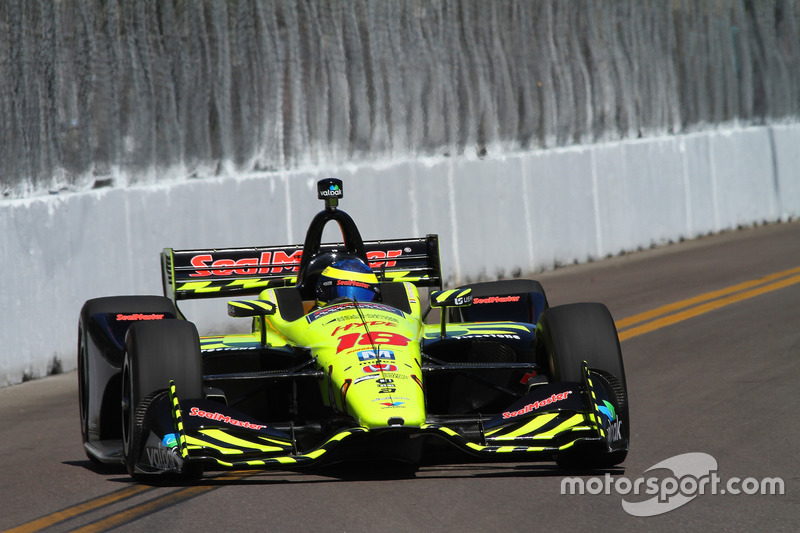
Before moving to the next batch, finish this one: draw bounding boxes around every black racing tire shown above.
[121,320,202,479]
[534,303,629,468]
[77,322,100,463]
[78,296,177,460]
[535,303,625,387]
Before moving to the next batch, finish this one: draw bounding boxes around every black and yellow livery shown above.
[78,178,628,480]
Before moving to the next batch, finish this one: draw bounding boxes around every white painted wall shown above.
[2,124,798,387]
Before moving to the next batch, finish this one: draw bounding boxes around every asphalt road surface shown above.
[2,220,799,532]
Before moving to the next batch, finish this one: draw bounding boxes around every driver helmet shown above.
[315,258,380,306]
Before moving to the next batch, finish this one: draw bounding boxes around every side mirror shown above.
[430,288,473,308]
[227,300,276,318]
[429,288,471,339]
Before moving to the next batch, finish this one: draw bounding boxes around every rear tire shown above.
[534,303,629,468]
[121,320,202,479]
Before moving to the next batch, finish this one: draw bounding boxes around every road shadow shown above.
[65,455,625,487]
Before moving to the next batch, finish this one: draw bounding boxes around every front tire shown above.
[78,296,177,461]
[534,303,629,468]
[121,320,202,479]
[536,303,626,387]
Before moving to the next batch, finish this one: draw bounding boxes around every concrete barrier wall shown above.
[2,124,798,387]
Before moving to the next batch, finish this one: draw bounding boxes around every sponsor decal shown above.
[325,313,400,324]
[357,350,395,361]
[598,400,616,422]
[363,363,398,373]
[146,446,181,470]
[502,391,573,419]
[354,374,381,384]
[473,295,521,304]
[374,377,399,392]
[377,373,409,380]
[307,302,354,322]
[459,333,521,340]
[115,313,164,321]
[320,184,342,197]
[189,249,407,277]
[337,279,370,289]
[331,321,397,336]
[607,419,622,442]
[454,295,473,305]
[366,249,403,268]
[189,251,302,277]
[379,401,405,407]
[307,302,404,323]
[162,433,178,448]
[189,407,266,430]
[372,396,410,402]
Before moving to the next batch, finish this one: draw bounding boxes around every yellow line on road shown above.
[70,471,254,533]
[617,267,800,341]
[3,471,254,533]
[3,485,153,533]
[70,486,210,533]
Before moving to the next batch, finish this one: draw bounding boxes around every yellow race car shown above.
[78,178,628,479]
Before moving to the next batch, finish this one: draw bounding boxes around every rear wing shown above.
[161,235,442,303]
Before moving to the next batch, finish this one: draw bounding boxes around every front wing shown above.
[130,364,625,475]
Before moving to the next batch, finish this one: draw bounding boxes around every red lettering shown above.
[190,250,302,277]
[234,258,259,275]
[501,391,572,419]
[337,279,369,288]
[473,296,522,304]
[336,333,361,353]
[367,249,402,269]
[256,252,270,274]
[115,313,165,321]
[188,407,266,430]
[363,331,407,346]
[212,259,235,276]
[189,254,213,277]
[331,321,397,336]
[271,250,302,273]
[336,331,409,353]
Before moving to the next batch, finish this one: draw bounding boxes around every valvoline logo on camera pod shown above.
[320,184,342,197]
[318,178,343,198]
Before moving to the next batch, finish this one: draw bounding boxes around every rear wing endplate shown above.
[161,235,442,303]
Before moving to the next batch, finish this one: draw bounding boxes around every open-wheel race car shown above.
[78,178,629,479]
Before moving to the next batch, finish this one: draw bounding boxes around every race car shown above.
[78,178,629,479]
